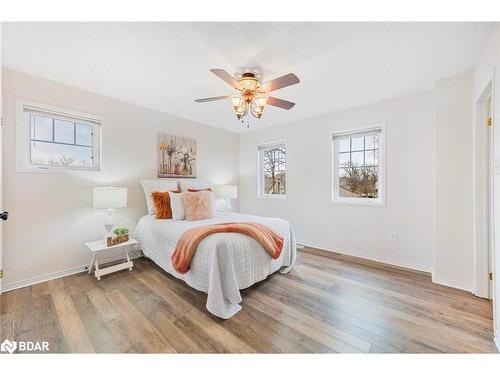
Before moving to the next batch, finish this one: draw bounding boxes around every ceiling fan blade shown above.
[210,69,243,90]
[261,73,300,93]
[268,97,296,110]
[194,95,229,103]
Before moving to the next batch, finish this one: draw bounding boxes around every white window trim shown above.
[331,124,386,207]
[257,139,288,200]
[16,99,103,173]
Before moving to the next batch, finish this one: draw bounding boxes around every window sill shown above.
[258,195,287,200]
[331,198,385,207]
[16,166,101,174]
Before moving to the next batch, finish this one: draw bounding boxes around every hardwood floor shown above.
[0,247,497,353]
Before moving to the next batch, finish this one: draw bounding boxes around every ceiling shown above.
[2,22,494,133]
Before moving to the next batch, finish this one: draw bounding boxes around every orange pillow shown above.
[151,189,179,219]
[187,187,212,192]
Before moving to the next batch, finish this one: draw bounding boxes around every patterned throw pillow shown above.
[182,191,216,221]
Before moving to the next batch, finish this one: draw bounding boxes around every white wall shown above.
[472,23,500,350]
[239,92,434,272]
[433,72,474,291]
[1,68,239,290]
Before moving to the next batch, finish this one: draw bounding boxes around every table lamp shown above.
[93,187,128,237]
[217,185,237,211]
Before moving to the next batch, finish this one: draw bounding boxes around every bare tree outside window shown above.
[258,142,286,197]
[340,161,378,198]
[333,129,383,203]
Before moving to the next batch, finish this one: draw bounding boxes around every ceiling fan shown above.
[195,69,300,120]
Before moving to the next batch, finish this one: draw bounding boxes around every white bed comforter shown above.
[134,211,296,318]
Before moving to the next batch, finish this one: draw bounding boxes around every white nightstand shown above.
[85,238,138,280]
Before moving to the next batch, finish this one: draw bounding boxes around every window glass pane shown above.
[365,135,375,149]
[351,136,364,151]
[54,119,75,144]
[339,167,358,197]
[339,165,379,199]
[365,150,375,166]
[337,138,350,153]
[32,115,53,141]
[261,145,286,195]
[338,152,350,166]
[76,123,93,146]
[351,151,364,165]
[31,141,93,168]
[26,106,100,171]
[334,128,382,201]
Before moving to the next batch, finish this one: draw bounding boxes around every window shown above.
[17,101,102,171]
[332,127,384,205]
[257,141,287,198]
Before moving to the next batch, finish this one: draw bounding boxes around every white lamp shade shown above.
[217,185,237,199]
[93,187,128,209]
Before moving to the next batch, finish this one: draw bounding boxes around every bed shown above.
[134,211,296,319]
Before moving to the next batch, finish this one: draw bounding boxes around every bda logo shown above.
[0,339,49,353]
[1,339,17,354]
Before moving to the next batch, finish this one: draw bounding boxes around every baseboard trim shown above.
[1,250,143,293]
[297,240,431,273]
[431,274,473,292]
[2,264,88,293]
[297,240,476,292]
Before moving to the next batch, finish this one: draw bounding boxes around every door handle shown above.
[1,211,8,221]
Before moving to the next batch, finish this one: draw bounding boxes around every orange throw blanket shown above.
[171,222,284,274]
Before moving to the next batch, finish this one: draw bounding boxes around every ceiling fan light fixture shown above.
[229,95,247,119]
[250,95,269,119]
[235,104,248,120]
[238,73,261,92]
[196,69,299,122]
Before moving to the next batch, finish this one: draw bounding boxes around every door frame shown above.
[473,71,495,299]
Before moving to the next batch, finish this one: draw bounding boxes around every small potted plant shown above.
[107,227,130,247]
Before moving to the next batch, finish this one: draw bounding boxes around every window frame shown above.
[16,100,103,173]
[257,139,288,200]
[331,125,386,206]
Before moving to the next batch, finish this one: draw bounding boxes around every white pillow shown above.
[141,179,178,215]
[169,192,186,220]
[179,180,211,192]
